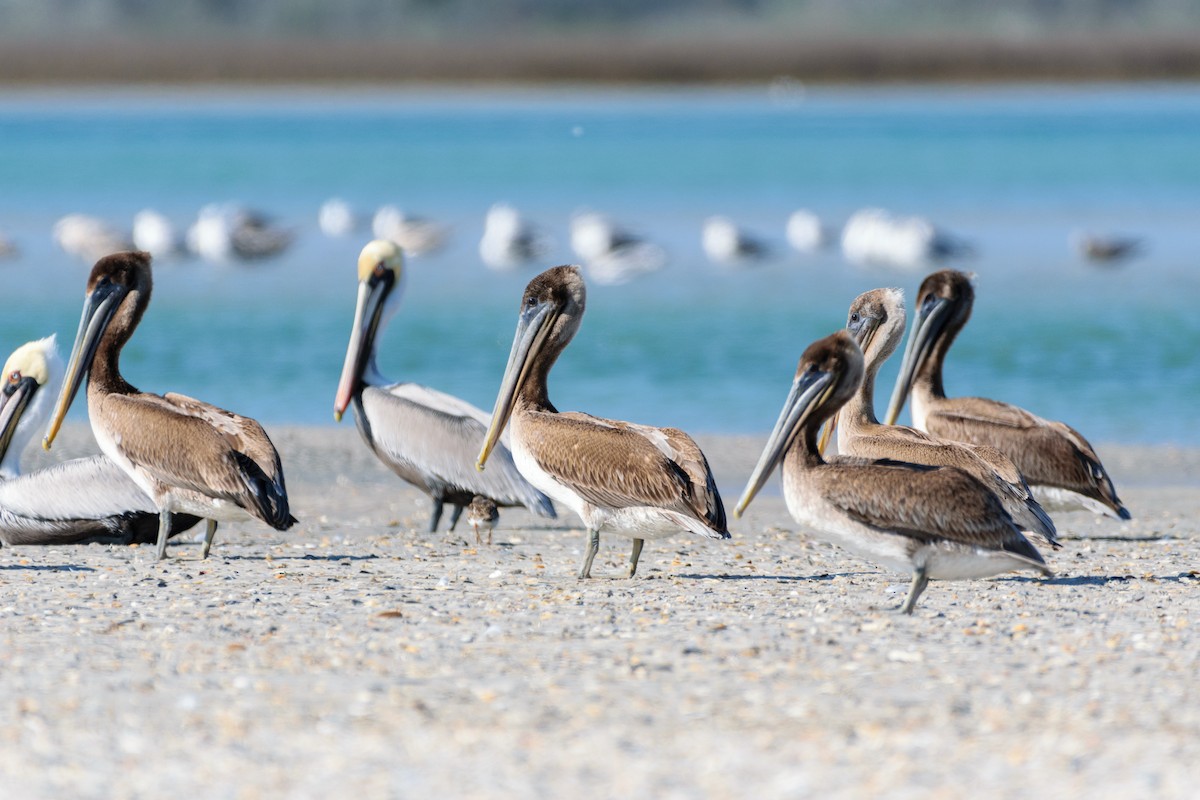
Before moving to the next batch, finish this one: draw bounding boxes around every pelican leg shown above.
[446,504,465,532]
[155,511,172,561]
[428,498,445,533]
[900,566,929,615]
[201,519,219,559]
[627,538,645,578]
[578,529,601,579]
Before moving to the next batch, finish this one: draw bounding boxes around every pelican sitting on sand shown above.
[477,265,728,578]
[827,287,1058,548]
[334,240,555,533]
[737,330,1052,614]
[43,251,296,559]
[885,269,1129,520]
[0,336,200,546]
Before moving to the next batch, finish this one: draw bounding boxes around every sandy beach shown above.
[1,423,1197,798]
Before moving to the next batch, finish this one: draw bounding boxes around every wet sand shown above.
[2,424,1197,797]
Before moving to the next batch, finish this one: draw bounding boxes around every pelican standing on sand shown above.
[476,265,729,578]
[827,288,1058,548]
[0,336,200,546]
[42,251,296,559]
[737,331,1052,614]
[333,240,555,533]
[884,269,1129,520]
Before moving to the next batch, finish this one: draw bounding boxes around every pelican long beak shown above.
[43,279,127,450]
[0,375,39,464]
[883,296,950,426]
[334,274,388,422]
[734,366,835,518]
[477,300,555,470]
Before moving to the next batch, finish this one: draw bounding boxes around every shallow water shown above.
[0,83,1196,443]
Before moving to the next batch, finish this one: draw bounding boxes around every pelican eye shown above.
[849,312,860,324]
[7,370,19,384]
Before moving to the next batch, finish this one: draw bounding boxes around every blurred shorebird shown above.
[372,206,449,257]
[334,240,555,533]
[737,330,1052,615]
[480,203,553,271]
[1072,232,1144,265]
[132,209,185,260]
[54,214,132,263]
[318,198,366,238]
[569,211,666,285]
[186,203,293,263]
[43,251,296,559]
[702,216,769,266]
[785,209,833,254]
[841,208,971,272]
[885,269,1129,520]
[466,496,499,545]
[0,336,201,546]
[477,265,728,578]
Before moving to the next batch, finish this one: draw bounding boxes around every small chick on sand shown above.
[466,496,499,546]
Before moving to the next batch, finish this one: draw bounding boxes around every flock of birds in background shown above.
[0,197,1146,279]
[0,230,1130,613]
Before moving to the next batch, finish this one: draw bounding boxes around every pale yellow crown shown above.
[3,335,57,387]
[357,239,404,282]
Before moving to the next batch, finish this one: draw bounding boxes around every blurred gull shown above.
[318,198,364,238]
[53,214,132,263]
[569,211,667,285]
[785,209,833,254]
[702,216,769,266]
[0,231,18,260]
[372,205,449,257]
[479,203,553,271]
[132,209,184,260]
[186,203,293,263]
[1072,231,1143,265]
[841,208,971,272]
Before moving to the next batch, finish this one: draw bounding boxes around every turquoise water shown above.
[0,84,1197,443]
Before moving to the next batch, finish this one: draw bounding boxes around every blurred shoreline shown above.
[2,34,1200,85]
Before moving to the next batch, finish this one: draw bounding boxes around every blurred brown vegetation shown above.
[2,0,1200,82]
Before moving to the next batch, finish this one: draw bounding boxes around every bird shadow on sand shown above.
[0,563,96,572]
[218,553,381,563]
[1039,572,1198,587]
[1059,534,1177,543]
[674,571,864,582]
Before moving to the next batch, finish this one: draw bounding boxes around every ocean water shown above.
[0,83,1196,445]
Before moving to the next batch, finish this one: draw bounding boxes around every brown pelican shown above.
[736,330,1052,614]
[0,336,200,546]
[333,240,555,533]
[884,269,1129,520]
[826,288,1058,548]
[42,250,296,559]
[477,265,729,578]
[466,496,498,546]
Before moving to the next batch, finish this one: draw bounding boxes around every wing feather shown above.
[361,385,554,516]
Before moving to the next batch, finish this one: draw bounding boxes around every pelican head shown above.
[884,269,975,426]
[476,265,586,470]
[735,330,863,517]
[334,239,406,422]
[43,251,152,451]
[0,335,62,477]
[846,287,906,367]
[818,287,906,454]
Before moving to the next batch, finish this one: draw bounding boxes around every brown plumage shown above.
[43,250,296,560]
[831,287,1058,547]
[466,496,499,545]
[477,265,728,579]
[884,269,1129,520]
[737,330,1051,615]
